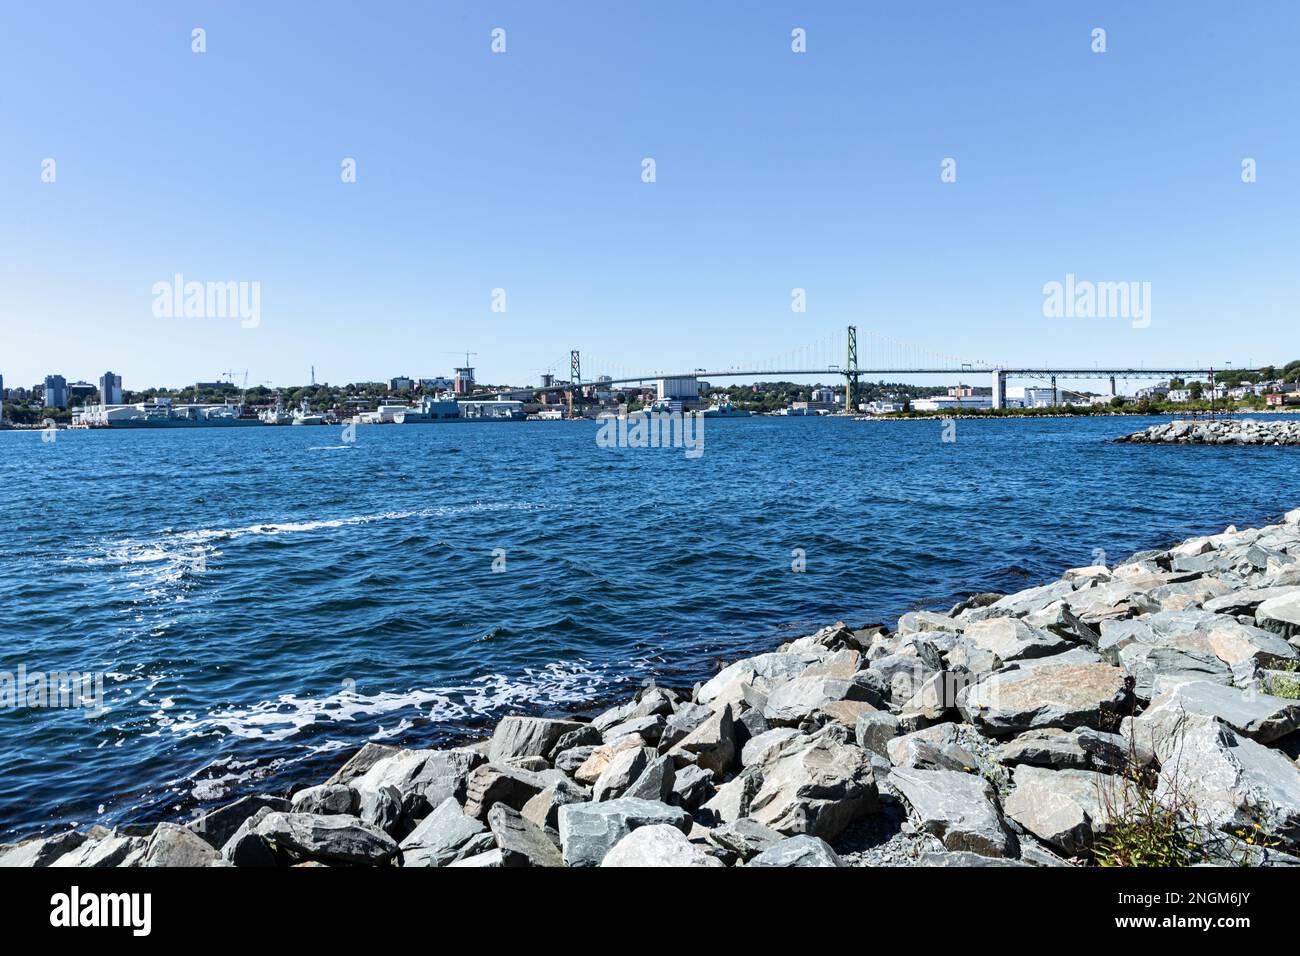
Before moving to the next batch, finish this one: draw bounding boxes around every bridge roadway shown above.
[577,367,1237,387]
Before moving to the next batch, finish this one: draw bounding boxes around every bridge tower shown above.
[991,369,1007,409]
[845,325,860,413]
[569,350,582,419]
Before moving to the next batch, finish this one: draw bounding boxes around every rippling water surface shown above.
[2,415,1297,836]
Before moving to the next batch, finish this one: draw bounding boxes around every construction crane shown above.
[439,351,479,368]
[221,369,249,388]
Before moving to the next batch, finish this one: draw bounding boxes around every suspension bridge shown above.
[535,326,1247,415]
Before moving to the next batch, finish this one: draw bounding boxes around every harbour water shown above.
[1,415,1296,837]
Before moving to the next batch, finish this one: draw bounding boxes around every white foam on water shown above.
[163,656,657,744]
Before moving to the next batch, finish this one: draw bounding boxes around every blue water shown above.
[1,415,1297,837]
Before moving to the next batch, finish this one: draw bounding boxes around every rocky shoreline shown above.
[6,511,1300,868]
[1117,419,1300,445]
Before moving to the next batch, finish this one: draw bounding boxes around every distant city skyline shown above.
[3,3,1297,390]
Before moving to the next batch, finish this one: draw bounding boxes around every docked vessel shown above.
[260,398,293,425]
[91,402,265,428]
[291,398,325,426]
[352,396,525,424]
[702,400,751,418]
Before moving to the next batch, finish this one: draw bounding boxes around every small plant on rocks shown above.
[1094,712,1200,868]
[1263,660,1300,700]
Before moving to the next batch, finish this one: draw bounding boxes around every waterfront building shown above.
[454,367,475,395]
[460,398,525,420]
[68,381,97,405]
[657,376,699,403]
[99,371,123,405]
[1135,384,1170,400]
[911,395,993,412]
[44,374,68,408]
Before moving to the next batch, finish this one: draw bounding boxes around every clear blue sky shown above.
[2,1,1297,392]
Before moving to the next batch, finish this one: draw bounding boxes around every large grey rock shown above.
[487,804,563,867]
[747,731,878,840]
[553,746,597,774]
[186,794,292,850]
[706,818,784,862]
[325,742,401,786]
[488,716,586,764]
[869,653,934,703]
[696,651,826,705]
[252,812,398,865]
[799,648,862,679]
[667,704,737,779]
[521,777,589,831]
[623,753,675,803]
[399,797,490,867]
[898,610,963,635]
[602,715,666,745]
[357,784,403,836]
[351,747,485,819]
[547,724,602,758]
[887,767,1015,857]
[699,768,761,825]
[994,727,1133,773]
[1025,600,1099,645]
[592,746,653,801]
[600,824,723,867]
[220,809,279,867]
[142,822,220,867]
[1139,577,1234,614]
[855,710,901,757]
[0,830,88,867]
[762,677,880,727]
[1205,585,1300,618]
[740,727,802,767]
[670,764,716,812]
[1257,591,1300,638]
[575,737,644,785]
[658,702,713,750]
[1147,716,1300,851]
[50,832,147,868]
[1205,619,1299,671]
[291,783,357,816]
[1138,679,1300,744]
[1002,765,1124,856]
[558,797,692,867]
[962,617,1071,662]
[887,723,977,771]
[591,687,675,733]
[462,762,550,820]
[1119,638,1233,700]
[945,637,1006,677]
[1097,609,1223,662]
[746,835,845,867]
[957,661,1130,736]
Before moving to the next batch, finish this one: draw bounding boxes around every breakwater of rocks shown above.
[5,510,1300,868]
[1117,419,1300,445]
